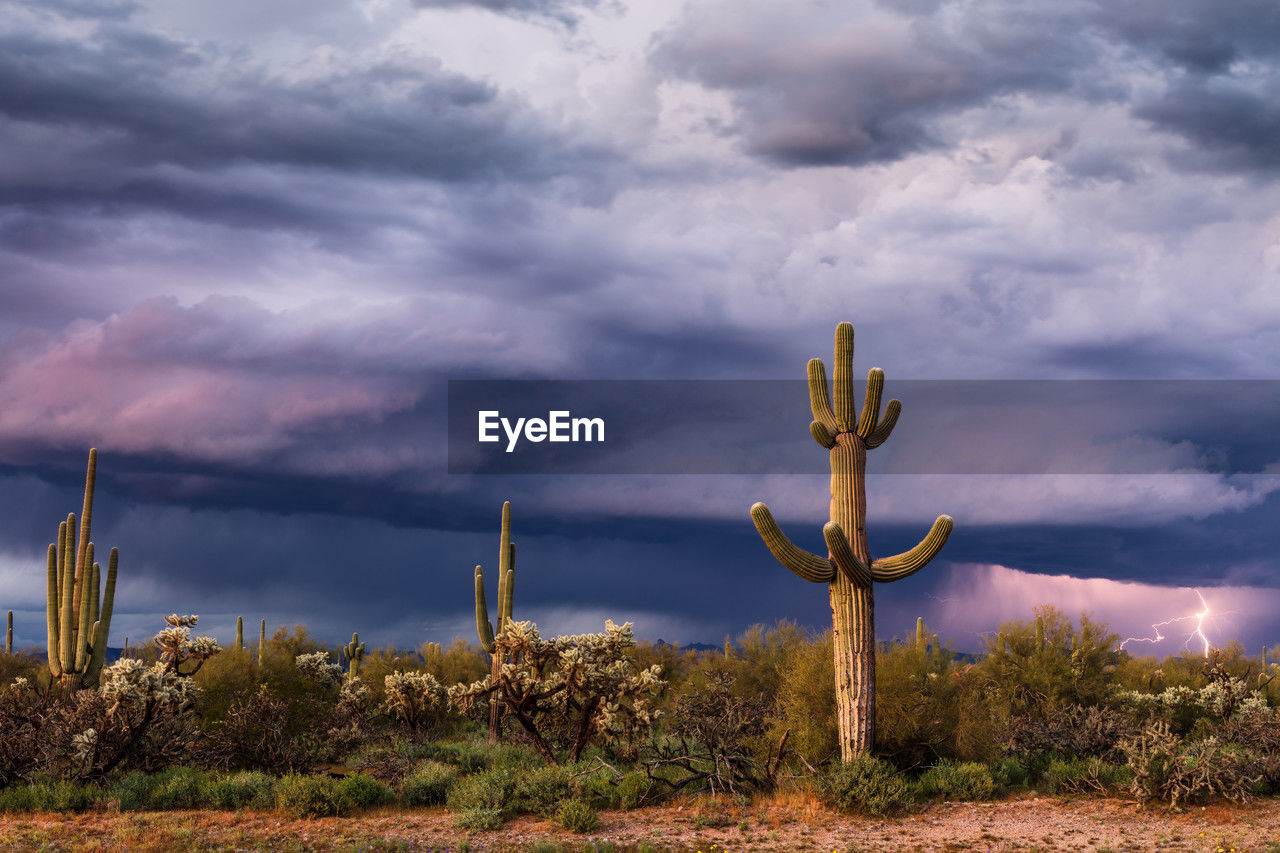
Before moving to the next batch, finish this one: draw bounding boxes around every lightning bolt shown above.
[1119,589,1213,657]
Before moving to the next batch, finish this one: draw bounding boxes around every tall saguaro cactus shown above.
[234,616,244,651]
[44,449,120,689]
[751,323,952,760]
[474,501,516,742]
[343,632,366,680]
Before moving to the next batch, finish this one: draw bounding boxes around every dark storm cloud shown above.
[655,0,1280,171]
[410,0,612,28]
[0,29,583,183]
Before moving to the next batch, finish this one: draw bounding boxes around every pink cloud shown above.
[926,562,1280,656]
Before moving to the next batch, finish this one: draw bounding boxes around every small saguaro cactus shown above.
[474,501,516,742]
[5,610,11,654]
[343,632,366,680]
[258,619,266,667]
[914,617,928,649]
[44,449,121,689]
[751,323,952,760]
[234,616,244,651]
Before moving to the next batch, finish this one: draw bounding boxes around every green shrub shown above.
[447,767,518,815]
[110,771,161,811]
[275,774,350,818]
[918,761,995,801]
[400,760,458,806]
[557,799,599,834]
[4,781,100,812]
[455,806,503,831]
[823,755,915,816]
[1041,756,1132,795]
[582,770,650,810]
[337,773,393,809]
[512,765,573,816]
[149,766,204,810]
[199,771,276,810]
[989,756,1029,791]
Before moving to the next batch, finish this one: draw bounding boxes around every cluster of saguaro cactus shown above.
[343,632,366,680]
[44,449,120,689]
[751,323,952,760]
[474,501,516,742]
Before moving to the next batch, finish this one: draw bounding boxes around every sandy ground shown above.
[0,795,1274,851]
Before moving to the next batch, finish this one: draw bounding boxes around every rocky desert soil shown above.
[0,794,1275,851]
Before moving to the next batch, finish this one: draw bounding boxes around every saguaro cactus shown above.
[258,619,266,667]
[5,610,11,654]
[751,323,952,760]
[474,501,516,742]
[44,449,120,688]
[343,632,366,680]
[234,616,244,651]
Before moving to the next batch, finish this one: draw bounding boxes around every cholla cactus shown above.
[100,657,200,714]
[451,619,665,764]
[154,614,221,677]
[384,670,448,733]
[295,651,343,687]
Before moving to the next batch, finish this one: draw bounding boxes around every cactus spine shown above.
[234,616,244,651]
[44,449,120,689]
[474,501,516,742]
[751,323,952,760]
[343,632,366,680]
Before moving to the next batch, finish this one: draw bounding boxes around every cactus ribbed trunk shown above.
[829,433,874,759]
[488,654,503,742]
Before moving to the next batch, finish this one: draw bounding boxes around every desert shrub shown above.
[988,756,1029,791]
[1004,704,1137,762]
[447,767,519,814]
[823,755,915,816]
[195,685,312,773]
[399,760,457,806]
[0,781,99,812]
[110,770,161,810]
[512,764,574,816]
[148,765,204,809]
[876,625,961,767]
[199,771,276,809]
[581,769,650,809]
[769,629,837,766]
[918,760,994,801]
[275,774,349,818]
[1120,721,1263,806]
[337,773,393,809]
[557,799,599,833]
[455,806,504,831]
[1040,756,1132,795]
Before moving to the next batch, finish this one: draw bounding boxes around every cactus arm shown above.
[75,552,93,671]
[84,547,117,688]
[73,449,96,616]
[856,368,883,439]
[501,565,513,630]
[751,503,836,583]
[45,544,61,677]
[807,359,838,434]
[870,516,954,582]
[89,558,100,629]
[865,399,901,449]
[810,420,836,449]
[833,322,856,432]
[59,517,76,674]
[475,565,496,653]
[822,522,871,586]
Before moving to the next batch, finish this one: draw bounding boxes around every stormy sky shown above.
[1,0,1278,656]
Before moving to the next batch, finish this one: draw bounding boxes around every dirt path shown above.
[0,796,1274,851]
